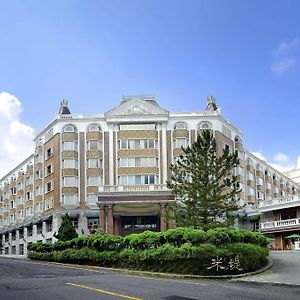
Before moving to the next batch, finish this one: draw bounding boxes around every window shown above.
[173,138,188,149]
[63,125,77,132]
[174,122,187,130]
[18,210,24,219]
[87,217,99,230]
[266,182,272,190]
[19,244,24,255]
[118,139,157,150]
[46,221,52,232]
[19,229,24,239]
[273,186,279,194]
[87,176,102,186]
[247,172,254,181]
[26,191,32,201]
[247,187,254,196]
[10,187,17,195]
[235,166,243,176]
[27,226,33,236]
[87,194,98,204]
[37,223,43,234]
[45,198,54,210]
[25,206,33,216]
[45,181,53,193]
[88,124,101,132]
[25,176,33,186]
[35,169,43,180]
[45,147,53,159]
[257,191,264,200]
[71,218,78,229]
[35,185,44,196]
[10,200,16,209]
[236,150,244,160]
[256,177,264,186]
[45,164,53,176]
[35,202,44,213]
[62,141,78,151]
[17,181,24,191]
[87,140,102,150]
[198,121,212,129]
[118,157,158,168]
[63,177,78,187]
[63,159,78,169]
[118,174,158,185]
[62,194,78,205]
[87,158,102,168]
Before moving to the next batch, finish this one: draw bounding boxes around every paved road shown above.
[235,251,300,286]
[0,257,300,300]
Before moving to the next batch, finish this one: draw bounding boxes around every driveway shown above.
[233,251,300,286]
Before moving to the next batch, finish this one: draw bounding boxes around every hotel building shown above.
[0,95,299,255]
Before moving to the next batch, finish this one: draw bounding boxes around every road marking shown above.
[66,283,142,300]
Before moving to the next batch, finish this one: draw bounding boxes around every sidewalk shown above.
[233,251,300,286]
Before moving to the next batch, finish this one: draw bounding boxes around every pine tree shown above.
[54,213,78,241]
[167,130,242,230]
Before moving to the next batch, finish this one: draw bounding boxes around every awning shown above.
[85,210,99,218]
[41,215,53,221]
[285,234,300,239]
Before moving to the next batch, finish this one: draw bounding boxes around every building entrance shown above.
[120,215,159,236]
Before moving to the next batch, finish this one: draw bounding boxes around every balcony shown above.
[259,196,300,212]
[98,184,169,193]
[260,218,300,232]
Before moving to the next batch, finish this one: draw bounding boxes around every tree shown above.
[54,213,78,241]
[167,130,242,231]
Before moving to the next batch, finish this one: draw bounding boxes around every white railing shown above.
[259,196,298,207]
[260,218,300,230]
[98,184,169,193]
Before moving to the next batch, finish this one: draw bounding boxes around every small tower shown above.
[205,96,218,112]
[59,99,71,115]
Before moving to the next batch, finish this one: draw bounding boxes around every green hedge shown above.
[28,242,268,275]
[28,228,269,276]
[28,228,268,253]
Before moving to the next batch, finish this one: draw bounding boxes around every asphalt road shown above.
[0,257,299,300]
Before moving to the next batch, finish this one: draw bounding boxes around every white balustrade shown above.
[261,218,300,229]
[98,184,169,193]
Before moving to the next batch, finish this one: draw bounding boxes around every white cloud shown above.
[0,92,34,178]
[271,58,296,75]
[274,153,289,162]
[251,151,266,161]
[274,38,299,54]
[271,38,298,75]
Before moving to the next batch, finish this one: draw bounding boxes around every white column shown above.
[161,123,167,184]
[108,125,114,185]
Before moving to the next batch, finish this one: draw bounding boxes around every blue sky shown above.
[0,0,300,176]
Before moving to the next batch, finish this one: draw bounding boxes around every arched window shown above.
[174,122,187,130]
[198,121,212,130]
[235,135,243,144]
[63,124,77,133]
[36,139,43,147]
[87,124,102,132]
[246,157,253,166]
[256,164,262,171]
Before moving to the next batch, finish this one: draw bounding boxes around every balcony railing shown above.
[98,184,169,193]
[259,196,300,212]
[260,218,300,230]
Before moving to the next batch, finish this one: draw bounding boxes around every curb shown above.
[26,256,273,280]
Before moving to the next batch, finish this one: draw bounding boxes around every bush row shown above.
[28,228,268,253]
[28,242,268,276]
